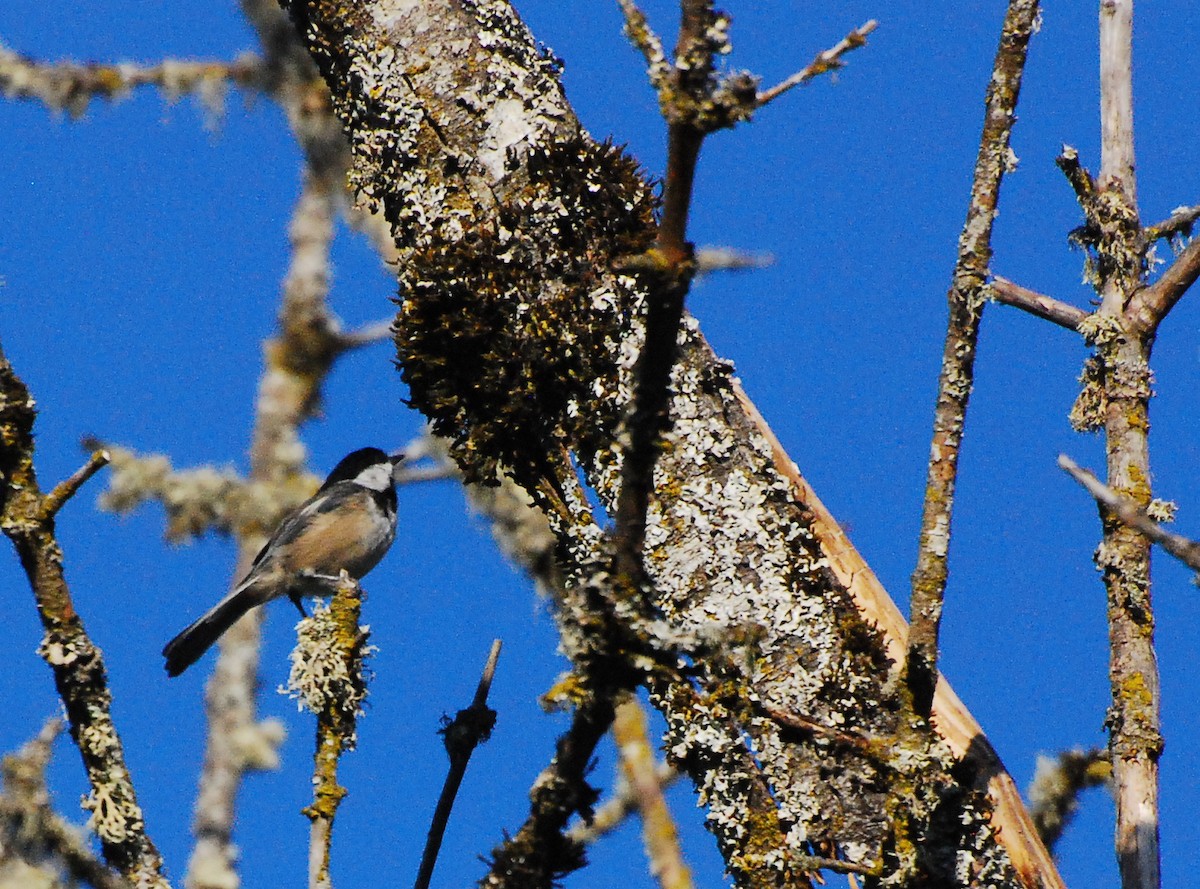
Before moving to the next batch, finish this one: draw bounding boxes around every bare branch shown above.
[334,319,394,352]
[756,20,879,107]
[1059,455,1200,572]
[41,450,110,520]
[1099,0,1137,202]
[611,699,692,889]
[694,247,774,275]
[906,0,1041,721]
[1056,144,1097,206]
[567,761,679,845]
[988,276,1088,331]
[415,640,502,889]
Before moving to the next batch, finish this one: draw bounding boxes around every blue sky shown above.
[2,3,1199,888]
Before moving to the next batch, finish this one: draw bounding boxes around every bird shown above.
[163,447,404,677]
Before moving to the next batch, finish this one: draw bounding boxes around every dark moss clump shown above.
[395,136,657,491]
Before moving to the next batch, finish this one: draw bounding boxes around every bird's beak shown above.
[388,451,406,481]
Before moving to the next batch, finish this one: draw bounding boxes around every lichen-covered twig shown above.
[1027,748,1109,854]
[415,640,502,889]
[988,276,1088,332]
[1142,203,1200,244]
[0,350,167,888]
[0,720,130,889]
[1059,455,1197,572]
[288,578,371,889]
[0,40,265,117]
[755,20,878,107]
[906,0,1041,721]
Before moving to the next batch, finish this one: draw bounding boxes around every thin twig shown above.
[611,699,692,889]
[694,247,774,275]
[756,20,879,107]
[414,639,502,889]
[988,276,1088,331]
[1143,203,1200,244]
[334,319,394,352]
[905,0,1041,721]
[1059,455,1200,572]
[41,450,110,520]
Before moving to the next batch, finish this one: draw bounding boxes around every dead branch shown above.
[756,20,879,107]
[906,0,1042,720]
[0,351,167,888]
[415,640,502,889]
[989,276,1088,331]
[1059,455,1200,572]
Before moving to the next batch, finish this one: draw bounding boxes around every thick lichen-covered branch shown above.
[0,349,168,889]
[277,1,1061,886]
[906,0,1041,721]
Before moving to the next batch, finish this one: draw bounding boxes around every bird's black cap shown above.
[320,447,392,490]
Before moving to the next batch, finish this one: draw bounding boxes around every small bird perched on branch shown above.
[163,447,404,677]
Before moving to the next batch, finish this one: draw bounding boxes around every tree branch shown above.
[1059,454,1200,572]
[611,698,692,889]
[415,640,502,889]
[1143,203,1200,244]
[756,20,879,107]
[0,41,265,117]
[278,0,1065,883]
[906,0,1041,720]
[989,276,1088,331]
[0,719,130,889]
[286,578,371,889]
[0,351,168,888]
[1127,236,1200,337]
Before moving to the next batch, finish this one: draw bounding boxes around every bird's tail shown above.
[162,582,261,677]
